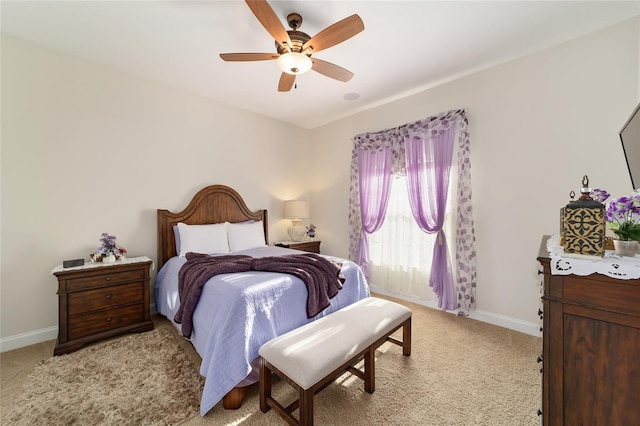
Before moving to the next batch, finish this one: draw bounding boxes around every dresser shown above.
[52,257,154,355]
[275,240,321,254]
[537,236,640,425]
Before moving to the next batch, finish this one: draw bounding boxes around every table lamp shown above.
[284,200,310,242]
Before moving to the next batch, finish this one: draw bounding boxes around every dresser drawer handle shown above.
[106,317,112,322]
[105,294,112,300]
[105,276,111,281]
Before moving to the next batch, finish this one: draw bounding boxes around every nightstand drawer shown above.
[66,269,146,291]
[67,282,144,315]
[276,241,321,253]
[68,304,144,340]
[563,276,640,314]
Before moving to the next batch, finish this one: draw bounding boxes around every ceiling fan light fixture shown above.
[277,52,312,75]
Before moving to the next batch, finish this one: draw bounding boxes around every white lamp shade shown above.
[284,200,310,219]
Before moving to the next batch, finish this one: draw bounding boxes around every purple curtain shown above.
[350,109,475,315]
[357,146,392,277]
[404,128,455,310]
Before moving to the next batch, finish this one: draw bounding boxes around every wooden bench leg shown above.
[364,345,375,394]
[403,317,412,356]
[299,388,314,426]
[259,357,272,413]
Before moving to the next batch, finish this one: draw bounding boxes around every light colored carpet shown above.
[1,296,542,425]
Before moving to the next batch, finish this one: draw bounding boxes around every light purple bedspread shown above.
[154,246,370,416]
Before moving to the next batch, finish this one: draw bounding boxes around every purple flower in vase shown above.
[606,194,640,241]
[94,233,127,260]
[591,188,610,203]
[306,223,316,238]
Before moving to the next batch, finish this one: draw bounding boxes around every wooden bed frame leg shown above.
[260,358,272,413]
[223,386,247,410]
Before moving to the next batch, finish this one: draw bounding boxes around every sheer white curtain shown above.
[368,150,458,303]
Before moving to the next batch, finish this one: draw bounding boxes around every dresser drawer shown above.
[66,269,146,291]
[563,276,640,314]
[68,304,144,340]
[67,282,143,315]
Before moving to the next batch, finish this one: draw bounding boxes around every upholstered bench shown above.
[259,297,412,426]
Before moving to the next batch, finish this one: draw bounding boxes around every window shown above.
[368,169,457,303]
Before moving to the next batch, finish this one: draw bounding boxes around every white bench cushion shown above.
[259,297,412,390]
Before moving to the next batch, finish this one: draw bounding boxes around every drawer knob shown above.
[105,276,111,281]
[105,294,112,300]
[106,317,112,322]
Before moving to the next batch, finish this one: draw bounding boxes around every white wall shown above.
[1,35,311,349]
[310,18,640,333]
[2,17,639,350]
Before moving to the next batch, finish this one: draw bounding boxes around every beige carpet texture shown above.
[1,296,542,425]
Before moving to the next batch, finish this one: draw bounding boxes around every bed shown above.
[154,185,370,416]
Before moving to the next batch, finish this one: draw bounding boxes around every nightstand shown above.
[51,256,154,355]
[275,240,321,254]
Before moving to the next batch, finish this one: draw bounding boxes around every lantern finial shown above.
[579,175,594,200]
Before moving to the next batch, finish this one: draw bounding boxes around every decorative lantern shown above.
[563,175,606,258]
[559,190,575,246]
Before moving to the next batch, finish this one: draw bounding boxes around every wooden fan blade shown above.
[278,73,296,92]
[311,58,354,82]
[220,53,279,62]
[245,0,291,50]
[302,14,364,54]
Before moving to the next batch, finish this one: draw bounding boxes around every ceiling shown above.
[2,1,639,129]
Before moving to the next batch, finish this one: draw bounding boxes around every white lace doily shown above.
[51,256,154,274]
[546,235,640,279]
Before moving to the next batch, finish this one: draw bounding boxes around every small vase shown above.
[613,240,639,257]
[102,253,116,264]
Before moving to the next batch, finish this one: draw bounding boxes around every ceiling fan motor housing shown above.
[276,30,311,55]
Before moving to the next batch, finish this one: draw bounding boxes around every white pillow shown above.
[227,221,267,252]
[177,222,229,256]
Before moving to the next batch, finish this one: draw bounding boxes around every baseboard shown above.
[2,303,160,353]
[1,326,58,353]
[1,294,540,353]
[369,286,541,337]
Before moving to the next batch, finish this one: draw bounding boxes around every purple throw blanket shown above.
[174,252,344,337]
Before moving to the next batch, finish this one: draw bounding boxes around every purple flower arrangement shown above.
[92,233,127,261]
[590,188,610,203]
[605,194,640,241]
[593,188,640,241]
[306,223,316,238]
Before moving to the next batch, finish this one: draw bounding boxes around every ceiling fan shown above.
[220,0,365,92]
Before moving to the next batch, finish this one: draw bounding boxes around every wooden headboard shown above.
[157,185,268,269]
